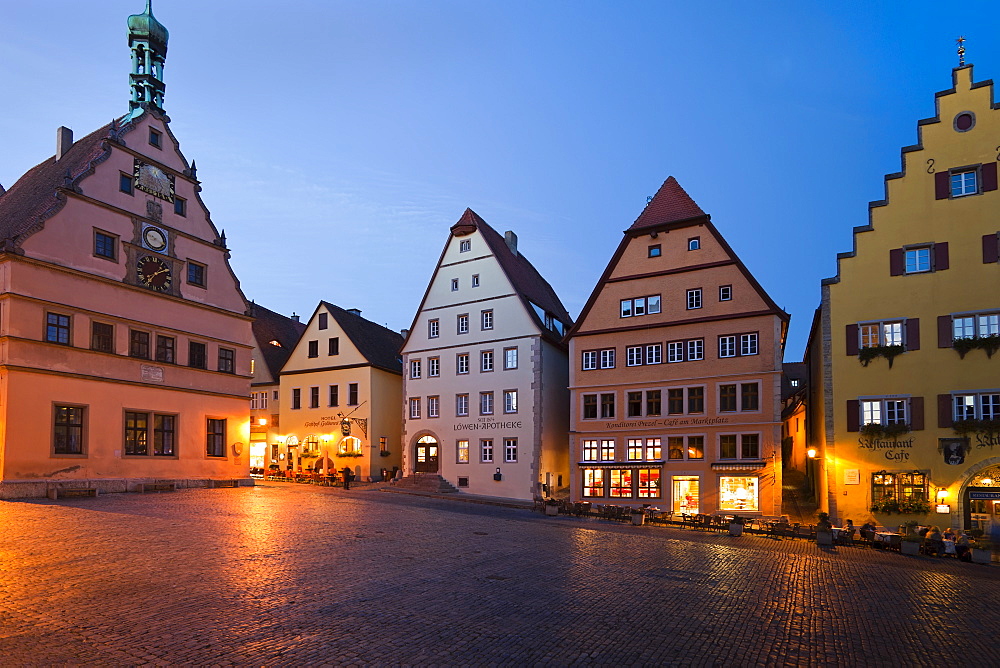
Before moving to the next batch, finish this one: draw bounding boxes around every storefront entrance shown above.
[414,436,439,473]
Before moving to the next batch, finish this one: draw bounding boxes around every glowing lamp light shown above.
[258,417,268,426]
[982,478,993,486]
[807,448,818,459]
[936,489,948,500]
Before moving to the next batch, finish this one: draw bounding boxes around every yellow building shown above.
[808,63,1000,534]
[276,302,403,481]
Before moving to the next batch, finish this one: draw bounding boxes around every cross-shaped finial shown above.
[957,36,966,67]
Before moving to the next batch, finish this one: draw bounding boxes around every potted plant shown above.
[728,515,746,537]
[971,540,993,564]
[630,507,645,526]
[544,498,560,516]
[816,512,834,546]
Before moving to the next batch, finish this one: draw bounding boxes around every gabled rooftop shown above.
[251,303,307,383]
[628,176,708,232]
[320,302,404,374]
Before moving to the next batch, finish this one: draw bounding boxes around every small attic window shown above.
[149,128,162,148]
[648,245,661,258]
[459,240,471,253]
[269,340,282,347]
[688,237,700,251]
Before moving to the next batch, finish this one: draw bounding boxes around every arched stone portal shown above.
[414,435,439,473]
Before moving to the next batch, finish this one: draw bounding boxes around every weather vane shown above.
[956,36,966,67]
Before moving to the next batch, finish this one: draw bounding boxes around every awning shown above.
[711,462,766,471]
[576,462,664,469]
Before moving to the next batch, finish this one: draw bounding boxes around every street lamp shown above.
[807,448,817,459]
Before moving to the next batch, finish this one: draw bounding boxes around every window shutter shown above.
[845,323,859,356]
[937,315,952,348]
[938,394,953,429]
[982,161,998,192]
[909,396,924,430]
[984,233,1000,264]
[935,171,950,199]
[933,242,949,271]
[905,318,920,351]
[846,400,860,432]
[889,248,904,276]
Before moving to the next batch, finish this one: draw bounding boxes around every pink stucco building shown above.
[0,3,254,498]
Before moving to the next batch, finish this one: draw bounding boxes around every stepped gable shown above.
[0,123,115,248]
[251,303,307,381]
[457,208,573,333]
[322,302,404,374]
[629,176,708,232]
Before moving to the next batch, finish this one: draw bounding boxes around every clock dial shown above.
[143,226,167,252]
[133,159,175,201]
[136,255,172,291]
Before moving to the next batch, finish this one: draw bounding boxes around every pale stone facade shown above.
[400,210,572,500]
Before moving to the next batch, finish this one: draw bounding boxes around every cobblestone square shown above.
[1,485,997,666]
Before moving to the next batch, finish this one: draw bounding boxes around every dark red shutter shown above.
[910,396,924,430]
[905,318,920,351]
[845,323,859,356]
[934,242,949,271]
[985,233,1000,264]
[938,315,952,348]
[938,394,954,429]
[889,248,904,276]
[935,171,951,199]
[846,400,860,432]
[982,161,998,192]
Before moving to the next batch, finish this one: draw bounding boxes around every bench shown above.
[208,479,239,488]
[138,482,176,493]
[47,487,98,500]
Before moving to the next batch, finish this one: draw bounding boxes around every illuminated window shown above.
[600,439,615,461]
[860,398,907,426]
[644,438,662,460]
[610,469,632,498]
[457,440,469,463]
[859,321,903,348]
[719,476,759,512]
[638,469,661,498]
[627,439,643,461]
[583,468,605,497]
[582,439,599,461]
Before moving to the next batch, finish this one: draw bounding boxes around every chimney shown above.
[56,126,74,161]
[290,312,299,322]
[346,308,362,317]
[505,230,518,256]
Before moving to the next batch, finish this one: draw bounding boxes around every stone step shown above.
[395,474,459,493]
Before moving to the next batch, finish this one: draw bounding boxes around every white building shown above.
[400,209,572,500]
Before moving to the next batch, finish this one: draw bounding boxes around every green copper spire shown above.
[127,0,169,113]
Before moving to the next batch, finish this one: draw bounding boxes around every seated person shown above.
[955,531,972,561]
[943,527,957,541]
[924,526,945,556]
[860,521,877,541]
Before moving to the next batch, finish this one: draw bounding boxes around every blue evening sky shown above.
[2,1,998,359]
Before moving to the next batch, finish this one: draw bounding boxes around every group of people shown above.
[854,520,975,560]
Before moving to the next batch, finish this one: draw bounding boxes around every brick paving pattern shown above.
[1,484,997,666]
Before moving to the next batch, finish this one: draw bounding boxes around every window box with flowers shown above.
[858,344,906,368]
[953,418,1000,439]
[953,334,1000,359]
[859,422,912,440]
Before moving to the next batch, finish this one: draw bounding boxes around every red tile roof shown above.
[628,176,707,231]
[0,123,116,248]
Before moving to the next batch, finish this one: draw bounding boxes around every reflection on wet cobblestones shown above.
[1,485,997,665]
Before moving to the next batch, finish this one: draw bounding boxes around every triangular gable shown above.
[401,208,573,350]
[282,302,403,375]
[629,176,708,232]
[566,176,788,340]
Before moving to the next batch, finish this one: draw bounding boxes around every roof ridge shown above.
[629,176,707,231]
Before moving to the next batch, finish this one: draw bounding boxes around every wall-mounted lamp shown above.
[936,489,948,500]
[258,417,268,426]
[807,448,818,459]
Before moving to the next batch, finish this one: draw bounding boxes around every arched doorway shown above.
[414,435,439,473]
[960,460,1000,533]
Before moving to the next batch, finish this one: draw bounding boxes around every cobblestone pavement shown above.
[1,485,997,667]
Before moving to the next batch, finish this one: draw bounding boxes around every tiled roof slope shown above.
[629,176,707,231]
[251,303,307,382]
[0,123,115,248]
[456,208,573,336]
[322,302,404,374]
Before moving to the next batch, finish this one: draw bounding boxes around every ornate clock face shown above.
[136,255,171,291]
[143,226,167,252]
[133,159,175,201]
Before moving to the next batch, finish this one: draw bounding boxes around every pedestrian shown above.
[342,466,352,490]
[956,531,972,562]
